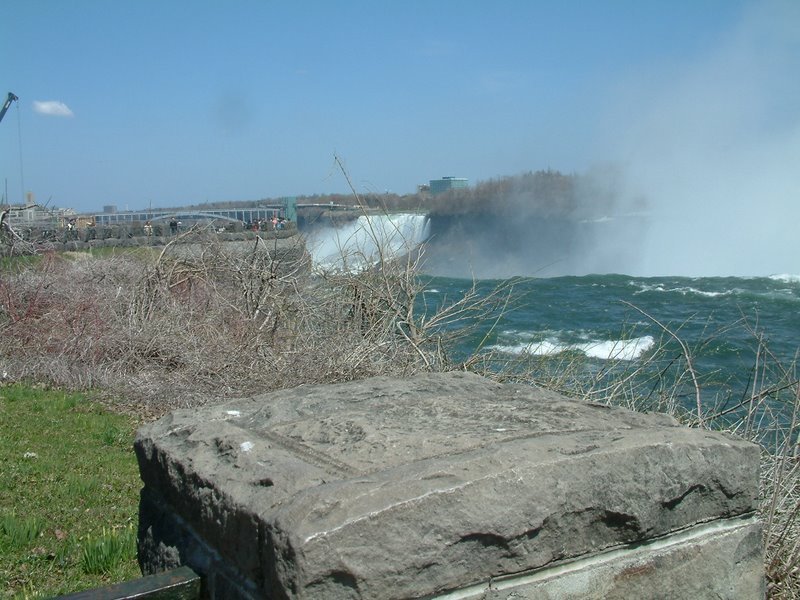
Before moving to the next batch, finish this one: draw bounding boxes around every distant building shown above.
[3,192,76,228]
[429,176,468,195]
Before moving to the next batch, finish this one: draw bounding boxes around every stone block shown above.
[135,372,764,599]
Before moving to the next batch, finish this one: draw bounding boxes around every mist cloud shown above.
[421,169,646,278]
[605,0,800,276]
[33,100,74,117]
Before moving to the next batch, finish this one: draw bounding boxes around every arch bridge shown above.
[148,211,241,223]
[93,202,295,226]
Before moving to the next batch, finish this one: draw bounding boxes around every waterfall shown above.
[302,213,430,271]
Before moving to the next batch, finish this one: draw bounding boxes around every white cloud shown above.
[33,100,74,117]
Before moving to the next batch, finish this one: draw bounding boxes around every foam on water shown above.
[769,274,800,284]
[579,336,655,360]
[489,334,655,361]
[674,287,732,298]
[631,281,736,298]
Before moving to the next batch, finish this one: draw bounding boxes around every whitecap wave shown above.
[489,339,569,357]
[675,287,732,298]
[578,336,655,361]
[631,282,734,298]
[769,274,800,284]
[489,335,655,361]
[630,282,667,294]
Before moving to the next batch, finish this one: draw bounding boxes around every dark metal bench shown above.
[54,566,200,600]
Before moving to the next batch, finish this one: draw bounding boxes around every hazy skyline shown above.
[2,1,798,276]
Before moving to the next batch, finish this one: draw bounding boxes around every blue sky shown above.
[2,0,799,275]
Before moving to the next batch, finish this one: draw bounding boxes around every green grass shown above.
[81,525,137,576]
[0,255,44,272]
[0,384,142,598]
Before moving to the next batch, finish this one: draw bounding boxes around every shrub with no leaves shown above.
[0,232,471,413]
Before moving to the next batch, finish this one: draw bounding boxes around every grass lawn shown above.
[0,384,142,598]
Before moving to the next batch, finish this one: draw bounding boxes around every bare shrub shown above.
[0,222,479,414]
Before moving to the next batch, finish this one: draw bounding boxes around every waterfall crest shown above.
[303,213,430,271]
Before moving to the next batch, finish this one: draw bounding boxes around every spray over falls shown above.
[302,213,430,272]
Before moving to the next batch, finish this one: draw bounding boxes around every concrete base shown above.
[135,372,765,599]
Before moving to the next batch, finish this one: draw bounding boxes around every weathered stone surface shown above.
[437,518,764,599]
[135,372,763,599]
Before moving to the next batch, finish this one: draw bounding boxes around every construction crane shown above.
[0,92,19,124]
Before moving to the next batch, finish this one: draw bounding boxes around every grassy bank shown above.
[0,385,141,598]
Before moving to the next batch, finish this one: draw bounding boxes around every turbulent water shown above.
[303,214,798,416]
[421,273,799,414]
